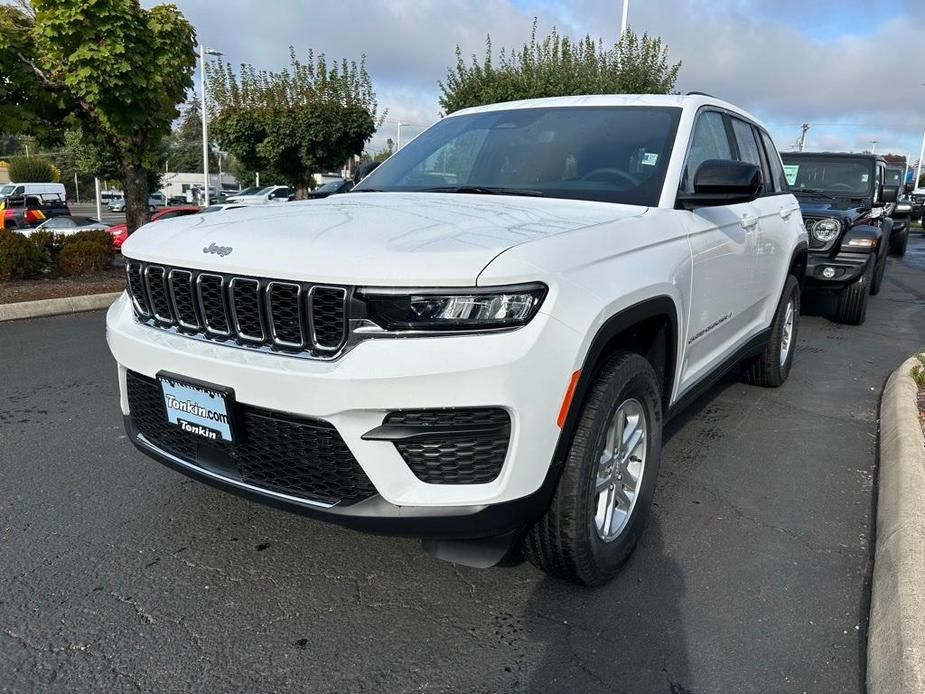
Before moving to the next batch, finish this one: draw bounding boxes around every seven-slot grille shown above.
[125,260,349,357]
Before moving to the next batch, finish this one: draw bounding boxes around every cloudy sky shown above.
[161,0,925,163]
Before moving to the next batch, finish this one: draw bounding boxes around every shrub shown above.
[58,230,114,275]
[6,156,59,183]
[0,229,46,280]
[29,230,66,267]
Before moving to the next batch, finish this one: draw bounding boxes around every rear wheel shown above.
[741,275,799,387]
[836,260,872,325]
[524,351,662,586]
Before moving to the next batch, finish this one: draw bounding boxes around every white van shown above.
[0,182,67,202]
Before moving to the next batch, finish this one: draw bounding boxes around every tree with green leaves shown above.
[207,48,382,198]
[7,155,58,182]
[439,22,682,114]
[0,1,196,233]
[166,98,218,174]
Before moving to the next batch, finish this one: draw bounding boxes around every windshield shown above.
[781,156,874,197]
[232,186,261,197]
[0,185,15,196]
[354,106,681,206]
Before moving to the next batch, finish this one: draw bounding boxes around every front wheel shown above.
[524,351,662,586]
[836,260,872,325]
[741,275,800,387]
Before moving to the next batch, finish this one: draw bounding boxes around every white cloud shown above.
[164,0,925,159]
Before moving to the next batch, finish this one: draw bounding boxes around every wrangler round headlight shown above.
[360,283,547,332]
[811,218,841,243]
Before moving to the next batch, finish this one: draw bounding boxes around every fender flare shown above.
[545,295,680,481]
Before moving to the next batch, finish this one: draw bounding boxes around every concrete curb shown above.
[0,292,121,323]
[868,355,925,694]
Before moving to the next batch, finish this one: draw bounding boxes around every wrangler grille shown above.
[125,261,350,357]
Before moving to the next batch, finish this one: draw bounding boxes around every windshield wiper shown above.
[418,186,545,197]
[795,187,837,200]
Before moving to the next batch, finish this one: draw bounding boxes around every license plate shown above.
[158,372,235,443]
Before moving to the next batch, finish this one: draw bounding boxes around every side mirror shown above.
[677,160,762,210]
[881,185,898,203]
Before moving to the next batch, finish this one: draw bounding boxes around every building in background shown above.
[162,171,239,203]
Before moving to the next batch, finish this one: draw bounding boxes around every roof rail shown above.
[685,91,717,98]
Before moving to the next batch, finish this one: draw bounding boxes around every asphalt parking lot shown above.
[2,235,924,693]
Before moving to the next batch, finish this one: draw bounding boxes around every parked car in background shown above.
[199,204,246,214]
[0,182,67,202]
[353,161,382,184]
[910,187,925,222]
[1,194,70,229]
[108,197,126,212]
[109,205,202,250]
[305,179,353,199]
[167,195,188,206]
[781,151,896,324]
[148,192,167,210]
[224,185,293,205]
[22,215,109,236]
[885,165,912,248]
[110,94,807,585]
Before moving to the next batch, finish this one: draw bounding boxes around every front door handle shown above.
[779,207,795,220]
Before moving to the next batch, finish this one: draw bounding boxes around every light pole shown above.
[870,140,879,154]
[397,122,409,150]
[199,45,223,207]
[620,0,629,36]
[798,123,810,152]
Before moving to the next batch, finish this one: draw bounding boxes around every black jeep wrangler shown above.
[884,164,911,255]
[781,152,897,325]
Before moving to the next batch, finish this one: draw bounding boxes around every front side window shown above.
[356,106,682,206]
[682,111,733,193]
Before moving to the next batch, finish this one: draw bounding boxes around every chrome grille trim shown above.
[168,269,199,330]
[143,265,173,324]
[125,260,349,359]
[265,281,306,349]
[229,277,265,343]
[308,285,349,352]
[196,273,232,337]
[125,262,151,317]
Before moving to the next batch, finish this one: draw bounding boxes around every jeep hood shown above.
[121,192,645,286]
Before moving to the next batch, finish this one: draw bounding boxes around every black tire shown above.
[524,351,662,586]
[890,230,908,257]
[741,274,800,388]
[836,259,872,325]
[870,252,887,296]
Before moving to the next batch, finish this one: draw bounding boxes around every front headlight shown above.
[360,283,547,332]
[896,203,912,212]
[811,217,841,243]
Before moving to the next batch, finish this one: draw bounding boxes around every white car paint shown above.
[107,94,805,515]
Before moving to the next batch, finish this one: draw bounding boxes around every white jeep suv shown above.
[107,94,807,585]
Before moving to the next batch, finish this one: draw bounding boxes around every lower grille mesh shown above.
[126,371,376,504]
[385,408,511,485]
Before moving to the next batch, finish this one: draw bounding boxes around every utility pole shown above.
[74,172,80,205]
[798,123,810,152]
[917,84,925,191]
[870,140,879,154]
[620,0,629,36]
[397,122,409,150]
[94,177,102,222]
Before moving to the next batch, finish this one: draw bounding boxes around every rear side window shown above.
[759,131,789,192]
[683,111,733,193]
[730,118,773,196]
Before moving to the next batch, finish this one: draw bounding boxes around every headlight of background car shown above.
[896,203,912,212]
[360,283,547,331]
[811,217,841,243]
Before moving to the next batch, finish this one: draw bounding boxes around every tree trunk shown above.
[294,181,311,200]
[122,163,151,235]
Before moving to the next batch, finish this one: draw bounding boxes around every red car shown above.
[110,205,202,250]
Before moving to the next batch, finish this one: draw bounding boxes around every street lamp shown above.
[870,140,879,154]
[199,45,223,207]
[620,0,629,36]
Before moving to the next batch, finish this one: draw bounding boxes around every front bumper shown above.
[804,250,872,289]
[107,293,582,536]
